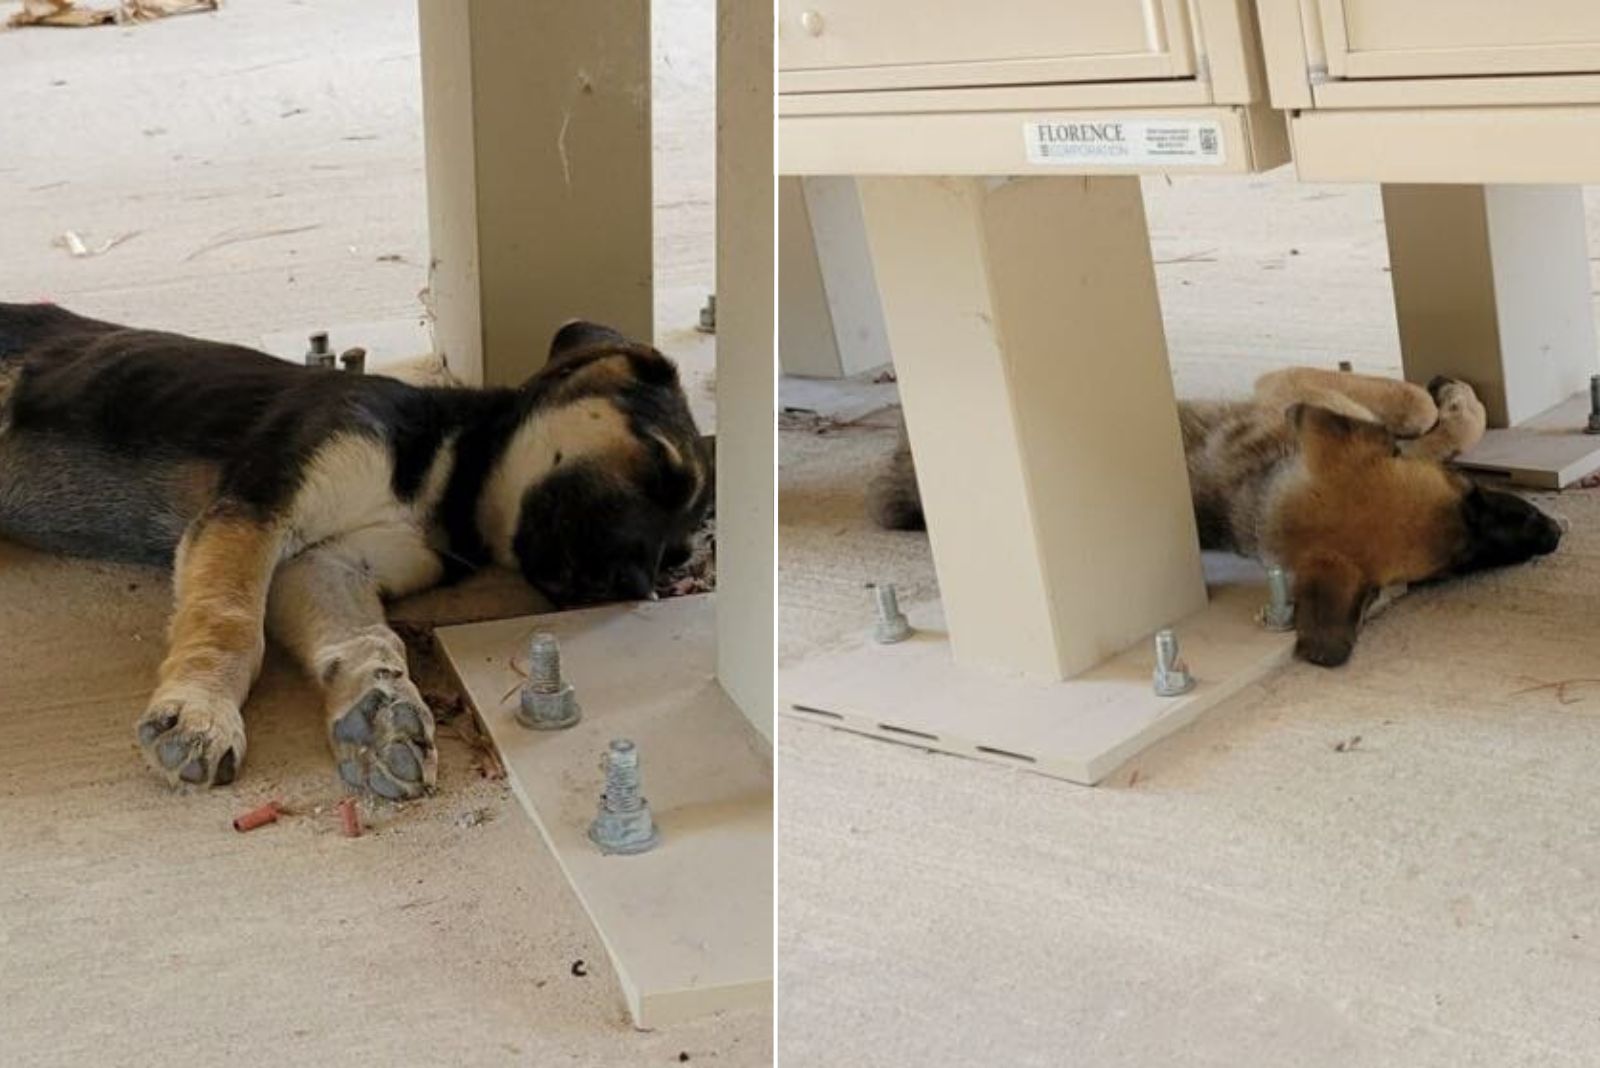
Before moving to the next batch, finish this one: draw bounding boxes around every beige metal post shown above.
[777,177,841,378]
[716,0,775,739]
[418,0,653,387]
[857,176,1207,681]
[1382,183,1599,428]
[779,178,892,379]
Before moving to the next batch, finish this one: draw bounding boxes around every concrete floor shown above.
[0,1,766,1064]
[779,176,1600,1066]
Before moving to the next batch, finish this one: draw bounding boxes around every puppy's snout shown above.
[1296,634,1355,669]
[1535,518,1564,555]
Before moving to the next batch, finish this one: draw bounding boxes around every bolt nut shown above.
[1152,664,1195,697]
[518,682,580,730]
[304,331,335,369]
[589,805,660,855]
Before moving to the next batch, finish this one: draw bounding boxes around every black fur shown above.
[1453,485,1563,575]
[0,302,709,606]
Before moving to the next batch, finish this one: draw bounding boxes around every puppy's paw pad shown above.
[328,682,436,800]
[135,698,245,789]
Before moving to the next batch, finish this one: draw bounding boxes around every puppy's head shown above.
[1273,404,1560,667]
[498,321,711,607]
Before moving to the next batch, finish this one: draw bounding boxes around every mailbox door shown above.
[1317,0,1600,79]
[778,0,1199,92]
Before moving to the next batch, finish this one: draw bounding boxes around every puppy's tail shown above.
[866,415,925,531]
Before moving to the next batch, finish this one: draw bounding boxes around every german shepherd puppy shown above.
[0,302,711,797]
[868,367,1561,667]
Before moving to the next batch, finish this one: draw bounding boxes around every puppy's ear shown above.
[549,320,631,361]
[626,346,682,388]
[1287,403,1397,474]
[1291,552,1376,668]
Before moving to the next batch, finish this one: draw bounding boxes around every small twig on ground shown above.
[499,655,530,704]
[1509,676,1600,705]
[184,223,321,262]
[1152,248,1218,265]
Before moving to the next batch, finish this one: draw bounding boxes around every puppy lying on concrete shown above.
[869,368,1561,667]
[0,303,711,796]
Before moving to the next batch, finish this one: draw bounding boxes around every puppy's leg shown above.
[1401,377,1487,462]
[265,540,436,800]
[1255,367,1436,437]
[135,504,283,788]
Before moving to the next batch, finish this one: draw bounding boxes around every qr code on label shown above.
[1198,128,1218,154]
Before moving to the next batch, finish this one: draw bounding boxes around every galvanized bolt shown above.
[1261,565,1295,632]
[517,633,581,730]
[339,346,367,374]
[697,293,716,334]
[1586,375,1600,435]
[304,331,335,369]
[872,583,912,644]
[588,739,660,855]
[1152,628,1195,697]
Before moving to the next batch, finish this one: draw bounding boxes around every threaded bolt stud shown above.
[1152,627,1196,697]
[517,633,580,730]
[1261,565,1295,632]
[588,739,660,855]
[872,583,912,644]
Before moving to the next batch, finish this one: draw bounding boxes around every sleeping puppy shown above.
[868,367,1561,667]
[0,302,711,797]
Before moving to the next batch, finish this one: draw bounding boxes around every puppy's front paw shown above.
[135,693,246,788]
[328,669,436,800]
[1416,377,1487,459]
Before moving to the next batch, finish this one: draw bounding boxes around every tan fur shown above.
[871,367,1556,667]
[1169,371,1499,665]
[138,509,285,786]
[1185,374,1482,573]
[162,512,282,690]
[1255,367,1438,436]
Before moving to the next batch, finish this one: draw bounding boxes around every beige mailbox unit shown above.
[1257,0,1600,485]
[779,2,1297,784]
